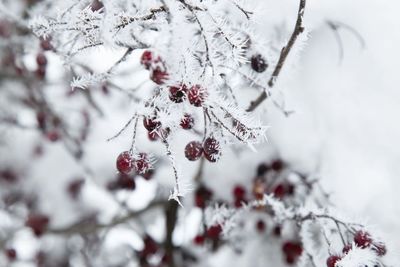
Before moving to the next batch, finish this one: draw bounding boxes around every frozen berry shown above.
[148,131,159,141]
[203,137,221,162]
[133,153,153,174]
[26,214,50,237]
[169,84,188,103]
[282,241,303,259]
[36,53,47,67]
[185,141,203,161]
[140,50,153,70]
[326,255,341,267]
[354,230,372,248]
[141,169,154,180]
[188,84,206,107]
[116,151,133,174]
[233,185,246,200]
[342,244,352,254]
[150,68,168,85]
[140,235,158,258]
[143,117,161,132]
[180,114,194,129]
[40,37,53,51]
[251,54,268,73]
[5,248,16,261]
[206,224,222,239]
[273,225,282,237]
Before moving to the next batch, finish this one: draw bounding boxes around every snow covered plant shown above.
[0,0,394,267]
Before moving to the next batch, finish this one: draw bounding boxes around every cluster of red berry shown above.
[326,230,386,267]
[116,151,153,175]
[185,137,221,163]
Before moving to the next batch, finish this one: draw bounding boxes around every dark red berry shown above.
[40,37,53,51]
[203,137,221,162]
[188,85,206,107]
[26,214,50,237]
[354,230,372,248]
[193,235,205,245]
[150,67,168,85]
[185,141,203,161]
[46,130,60,142]
[36,53,47,67]
[271,159,284,171]
[326,255,341,267]
[140,50,153,70]
[195,186,213,209]
[117,173,136,190]
[180,114,194,129]
[141,169,154,180]
[133,153,153,174]
[169,84,188,103]
[90,0,104,12]
[234,198,247,208]
[273,184,286,199]
[5,248,16,261]
[257,163,270,176]
[206,224,222,239]
[67,178,85,199]
[233,185,246,200]
[282,241,303,258]
[116,151,133,174]
[143,117,161,132]
[140,235,158,258]
[256,220,266,232]
[251,54,268,73]
[148,131,159,141]
[0,169,18,183]
[273,225,282,237]
[342,244,352,254]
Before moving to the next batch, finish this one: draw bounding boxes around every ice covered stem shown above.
[247,0,307,112]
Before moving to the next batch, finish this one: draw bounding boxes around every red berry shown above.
[273,184,286,199]
[46,130,60,142]
[326,255,341,267]
[117,173,136,190]
[193,235,205,245]
[194,186,213,209]
[133,153,153,174]
[36,53,47,67]
[271,159,285,171]
[140,50,153,70]
[148,131,159,141]
[40,37,53,51]
[342,244,352,254]
[251,54,268,73]
[256,220,266,232]
[184,141,203,161]
[203,137,221,162]
[169,84,188,103]
[26,214,50,237]
[206,224,222,239]
[273,225,282,237]
[116,151,133,174]
[141,169,154,180]
[180,114,194,129]
[67,178,85,199]
[234,198,247,208]
[143,117,161,132]
[5,248,16,261]
[282,241,303,259]
[257,163,270,176]
[140,235,158,258]
[0,169,18,183]
[233,185,246,200]
[90,0,104,12]
[354,230,372,248]
[188,85,206,107]
[150,67,168,85]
